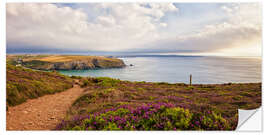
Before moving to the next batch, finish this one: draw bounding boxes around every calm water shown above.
[59,56,261,84]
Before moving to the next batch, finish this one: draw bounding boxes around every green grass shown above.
[6,64,74,106]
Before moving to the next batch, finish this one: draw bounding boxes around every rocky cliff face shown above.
[22,58,126,70]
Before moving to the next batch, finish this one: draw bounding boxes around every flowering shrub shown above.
[189,110,231,130]
[56,102,232,130]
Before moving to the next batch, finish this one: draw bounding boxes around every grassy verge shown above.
[6,64,74,106]
[57,77,261,130]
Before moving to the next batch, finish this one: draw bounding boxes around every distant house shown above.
[17,58,23,64]
[106,56,114,58]
[16,58,23,66]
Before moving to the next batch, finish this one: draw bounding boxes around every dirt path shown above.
[6,84,85,130]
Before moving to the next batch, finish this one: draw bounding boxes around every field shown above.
[56,77,261,130]
[20,55,122,63]
[6,55,125,70]
[7,55,122,63]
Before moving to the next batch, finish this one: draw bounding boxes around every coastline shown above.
[6,55,262,130]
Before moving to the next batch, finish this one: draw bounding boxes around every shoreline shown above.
[7,54,261,84]
[58,70,262,85]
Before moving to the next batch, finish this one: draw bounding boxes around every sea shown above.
[58,56,261,84]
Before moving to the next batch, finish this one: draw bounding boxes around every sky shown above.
[6,3,262,56]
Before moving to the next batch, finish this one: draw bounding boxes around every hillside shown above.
[6,58,262,130]
[6,64,74,106]
[7,55,126,70]
[56,77,261,130]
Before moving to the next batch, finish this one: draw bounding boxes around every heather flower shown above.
[56,102,232,131]
[195,121,200,126]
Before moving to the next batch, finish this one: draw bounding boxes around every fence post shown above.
[190,74,192,86]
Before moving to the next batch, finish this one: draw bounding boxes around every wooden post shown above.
[189,74,192,86]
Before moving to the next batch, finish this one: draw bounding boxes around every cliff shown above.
[7,55,126,70]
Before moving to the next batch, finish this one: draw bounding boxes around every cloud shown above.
[7,3,177,52]
[7,3,261,56]
[136,3,262,56]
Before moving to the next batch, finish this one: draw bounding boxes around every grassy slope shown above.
[57,77,261,130]
[6,64,74,106]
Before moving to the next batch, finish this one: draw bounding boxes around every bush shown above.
[232,96,242,101]
[73,93,96,106]
[186,86,194,90]
[190,110,230,130]
[71,76,82,79]
[72,126,82,130]
[95,77,120,87]
[56,102,232,130]
[82,79,90,87]
[240,92,253,97]
[163,107,192,129]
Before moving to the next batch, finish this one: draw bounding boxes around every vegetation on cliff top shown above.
[7,55,125,70]
[57,77,261,130]
[6,64,74,106]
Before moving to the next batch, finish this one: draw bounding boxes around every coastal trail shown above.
[6,83,85,130]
